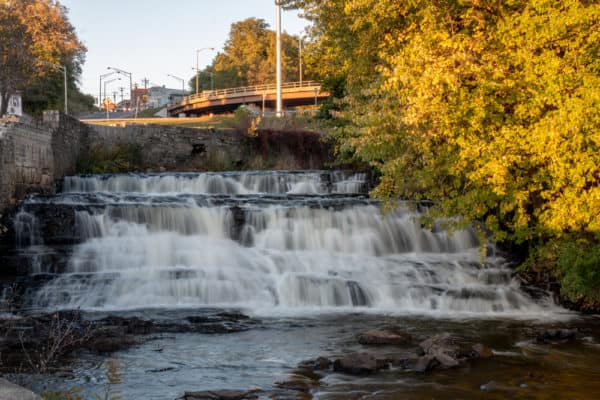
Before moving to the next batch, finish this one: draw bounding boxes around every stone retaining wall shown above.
[0,113,332,218]
[88,124,247,171]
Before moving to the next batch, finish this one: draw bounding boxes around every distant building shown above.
[146,86,187,108]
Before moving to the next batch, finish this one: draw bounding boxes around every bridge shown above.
[167,81,329,117]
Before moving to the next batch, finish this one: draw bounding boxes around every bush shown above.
[78,143,144,174]
[558,238,600,304]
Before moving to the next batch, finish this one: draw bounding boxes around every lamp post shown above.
[103,77,120,119]
[275,1,283,117]
[195,47,215,94]
[299,36,303,85]
[107,66,132,104]
[99,71,117,108]
[167,74,185,96]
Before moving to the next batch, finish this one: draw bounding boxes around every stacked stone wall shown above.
[0,113,332,217]
[0,119,54,212]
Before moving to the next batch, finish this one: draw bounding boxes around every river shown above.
[4,170,600,399]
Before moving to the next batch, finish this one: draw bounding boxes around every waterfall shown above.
[14,170,559,316]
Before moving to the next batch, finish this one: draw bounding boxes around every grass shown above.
[80,114,236,129]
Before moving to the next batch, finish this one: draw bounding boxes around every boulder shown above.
[332,352,386,375]
[418,333,461,369]
[419,333,459,356]
[358,328,412,345]
[182,389,260,400]
[471,343,494,359]
[0,378,41,400]
[535,328,577,344]
[404,356,440,373]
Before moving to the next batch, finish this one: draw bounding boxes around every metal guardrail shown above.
[174,80,321,108]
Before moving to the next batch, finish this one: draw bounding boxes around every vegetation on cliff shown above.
[286,0,600,308]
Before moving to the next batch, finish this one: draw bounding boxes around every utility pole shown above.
[141,78,150,89]
[275,0,283,117]
[119,87,124,102]
[299,37,303,85]
[196,47,215,94]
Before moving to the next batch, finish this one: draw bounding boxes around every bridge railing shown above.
[175,80,321,107]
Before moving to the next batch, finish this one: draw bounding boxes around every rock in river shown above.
[332,352,388,375]
[358,328,412,345]
[181,389,261,400]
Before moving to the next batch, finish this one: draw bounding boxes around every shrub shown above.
[558,238,600,304]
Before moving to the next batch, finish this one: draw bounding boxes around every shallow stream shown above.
[5,170,599,399]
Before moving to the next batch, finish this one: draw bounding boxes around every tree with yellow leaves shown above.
[288,0,600,306]
[0,0,86,116]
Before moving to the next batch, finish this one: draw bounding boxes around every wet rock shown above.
[275,379,311,393]
[314,356,332,371]
[404,356,440,373]
[0,377,41,400]
[471,343,494,358]
[419,333,459,355]
[332,352,386,375]
[535,328,577,344]
[183,312,255,334]
[182,389,261,400]
[94,315,154,335]
[358,328,412,345]
[418,333,461,369]
[86,334,138,353]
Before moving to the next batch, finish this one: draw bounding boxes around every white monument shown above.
[0,93,23,117]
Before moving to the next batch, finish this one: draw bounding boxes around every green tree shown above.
[188,17,308,92]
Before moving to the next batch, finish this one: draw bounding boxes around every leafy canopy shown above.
[291,0,600,245]
[0,0,90,115]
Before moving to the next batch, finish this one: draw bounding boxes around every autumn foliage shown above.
[288,0,600,306]
[0,0,87,116]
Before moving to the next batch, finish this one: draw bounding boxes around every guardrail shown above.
[176,80,321,107]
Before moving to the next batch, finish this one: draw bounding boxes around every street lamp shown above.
[99,71,117,108]
[299,36,303,85]
[275,1,283,117]
[103,77,121,119]
[167,74,185,96]
[191,67,215,93]
[107,66,132,104]
[195,47,215,94]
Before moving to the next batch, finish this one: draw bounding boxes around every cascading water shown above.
[17,170,558,316]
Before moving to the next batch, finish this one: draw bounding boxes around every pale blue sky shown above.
[60,0,309,100]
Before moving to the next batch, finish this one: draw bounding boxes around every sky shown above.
[59,0,310,102]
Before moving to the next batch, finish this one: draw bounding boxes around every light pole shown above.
[103,77,120,119]
[275,1,283,117]
[167,74,185,96]
[107,66,132,105]
[299,36,303,85]
[99,71,117,108]
[195,47,214,94]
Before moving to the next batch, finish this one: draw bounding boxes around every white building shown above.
[146,86,187,108]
